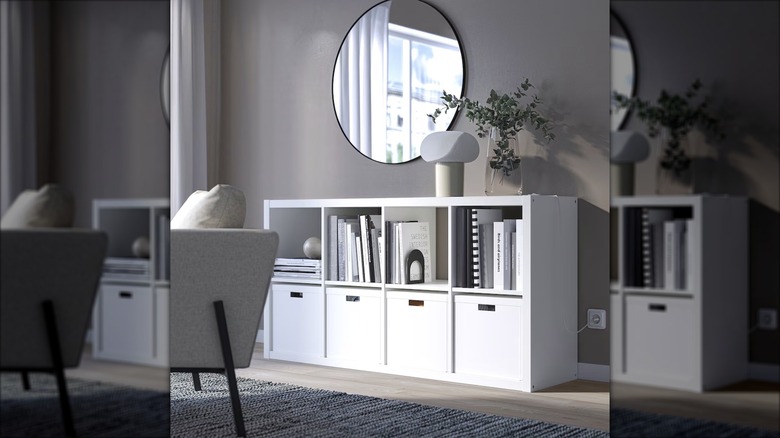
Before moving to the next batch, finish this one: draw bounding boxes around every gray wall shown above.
[612,1,779,364]
[49,1,170,228]
[220,0,610,365]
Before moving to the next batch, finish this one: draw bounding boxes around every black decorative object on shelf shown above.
[405,249,425,284]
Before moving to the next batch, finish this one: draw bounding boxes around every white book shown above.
[663,220,686,290]
[685,219,694,291]
[493,220,516,290]
[346,222,360,282]
[514,218,524,292]
[397,221,432,284]
[355,234,364,282]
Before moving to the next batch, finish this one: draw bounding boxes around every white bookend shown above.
[515,218,524,292]
[397,221,432,284]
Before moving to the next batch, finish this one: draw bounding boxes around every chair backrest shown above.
[1,229,107,369]
[169,228,279,369]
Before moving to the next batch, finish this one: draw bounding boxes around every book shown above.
[470,208,503,288]
[642,208,674,288]
[453,208,467,287]
[328,215,339,281]
[338,218,359,281]
[359,215,374,282]
[493,219,516,290]
[478,223,494,288]
[371,227,381,283]
[355,234,364,282]
[345,221,360,282]
[510,231,516,290]
[396,221,432,284]
[514,218,524,292]
[663,219,686,290]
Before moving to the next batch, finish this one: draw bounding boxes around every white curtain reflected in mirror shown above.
[333,2,390,162]
[333,0,464,164]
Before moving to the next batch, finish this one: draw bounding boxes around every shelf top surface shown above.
[265,194,577,209]
[612,194,746,208]
[93,198,169,208]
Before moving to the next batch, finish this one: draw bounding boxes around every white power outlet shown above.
[758,308,778,330]
[587,309,606,330]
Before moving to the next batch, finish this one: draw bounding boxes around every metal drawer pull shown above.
[119,291,133,299]
[290,292,303,298]
[478,304,496,312]
[649,304,666,312]
[346,295,360,302]
[409,300,424,307]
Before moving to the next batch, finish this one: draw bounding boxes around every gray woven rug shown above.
[1,372,169,437]
[170,372,608,437]
[610,408,780,438]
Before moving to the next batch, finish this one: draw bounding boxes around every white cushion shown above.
[170,184,246,229]
[0,184,74,229]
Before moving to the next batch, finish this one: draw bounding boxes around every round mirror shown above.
[611,11,635,131]
[333,0,465,164]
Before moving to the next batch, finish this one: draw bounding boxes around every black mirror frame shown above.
[331,0,468,165]
[611,9,637,131]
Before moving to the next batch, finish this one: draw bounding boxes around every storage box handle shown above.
[648,303,666,312]
[290,292,303,298]
[346,295,360,302]
[408,300,424,307]
[478,304,496,312]
[119,291,133,299]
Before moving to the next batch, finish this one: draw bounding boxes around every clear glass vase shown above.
[654,132,693,195]
[484,128,523,196]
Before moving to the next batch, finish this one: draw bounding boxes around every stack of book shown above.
[328,214,383,283]
[454,207,525,291]
[385,220,432,284]
[103,257,150,280]
[625,207,692,290]
[274,258,322,279]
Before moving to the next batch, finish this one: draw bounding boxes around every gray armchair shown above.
[1,229,107,437]
[170,228,279,437]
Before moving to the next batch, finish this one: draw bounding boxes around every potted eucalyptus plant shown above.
[613,79,725,192]
[429,78,555,195]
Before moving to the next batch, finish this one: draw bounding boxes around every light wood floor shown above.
[237,344,610,432]
[611,380,780,432]
[65,344,169,392]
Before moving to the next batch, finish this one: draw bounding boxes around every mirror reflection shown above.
[333,0,465,163]
[611,11,635,131]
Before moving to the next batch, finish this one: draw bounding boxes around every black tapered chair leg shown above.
[192,372,202,391]
[214,300,246,438]
[43,300,76,437]
[21,371,30,390]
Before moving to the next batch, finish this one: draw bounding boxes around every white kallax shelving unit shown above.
[610,195,747,392]
[263,195,578,392]
[91,198,170,367]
